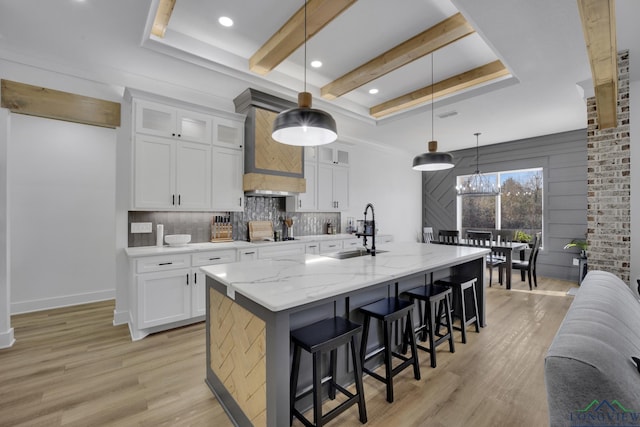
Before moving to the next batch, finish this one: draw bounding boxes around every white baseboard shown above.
[112,309,130,326]
[10,289,116,315]
[0,327,15,349]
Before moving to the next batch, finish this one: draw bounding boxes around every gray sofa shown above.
[544,271,640,426]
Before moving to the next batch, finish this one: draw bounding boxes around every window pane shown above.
[461,196,496,229]
[500,170,542,232]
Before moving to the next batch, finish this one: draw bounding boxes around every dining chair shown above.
[438,230,460,245]
[466,231,504,285]
[511,232,541,290]
[465,231,493,247]
[423,227,435,243]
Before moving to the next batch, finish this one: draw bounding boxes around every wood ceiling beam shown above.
[369,60,509,119]
[577,0,618,129]
[321,12,475,100]
[151,0,176,38]
[249,0,357,75]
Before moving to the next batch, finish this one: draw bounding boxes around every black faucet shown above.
[363,203,376,256]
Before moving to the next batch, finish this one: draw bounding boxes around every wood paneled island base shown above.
[203,242,489,427]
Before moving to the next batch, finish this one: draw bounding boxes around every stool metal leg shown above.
[290,344,301,426]
[382,319,394,403]
[405,309,421,380]
[427,299,437,368]
[444,295,455,354]
[350,334,368,424]
[471,284,480,332]
[312,351,323,427]
[459,286,468,344]
[329,349,337,400]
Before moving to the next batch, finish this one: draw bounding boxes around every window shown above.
[457,168,543,241]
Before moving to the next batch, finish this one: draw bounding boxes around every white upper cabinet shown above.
[318,144,350,166]
[133,135,211,210]
[135,100,212,145]
[213,117,244,149]
[134,136,176,210]
[317,143,350,212]
[211,146,244,211]
[128,90,246,211]
[175,141,212,209]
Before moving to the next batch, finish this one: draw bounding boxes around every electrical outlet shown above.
[131,222,153,233]
[573,258,580,266]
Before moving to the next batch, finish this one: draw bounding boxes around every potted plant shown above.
[564,239,587,259]
[513,230,532,245]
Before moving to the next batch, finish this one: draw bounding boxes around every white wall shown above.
[0,109,14,348]
[9,115,116,313]
[343,142,422,243]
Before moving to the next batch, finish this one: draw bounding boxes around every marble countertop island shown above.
[201,241,489,312]
[203,241,489,427]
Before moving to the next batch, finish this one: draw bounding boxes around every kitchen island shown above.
[202,242,489,427]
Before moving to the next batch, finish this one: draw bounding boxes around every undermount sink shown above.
[324,249,388,260]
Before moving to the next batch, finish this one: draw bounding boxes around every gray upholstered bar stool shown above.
[435,276,480,344]
[402,284,455,368]
[359,297,420,403]
[290,317,367,427]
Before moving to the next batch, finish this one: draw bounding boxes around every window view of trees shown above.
[458,168,543,240]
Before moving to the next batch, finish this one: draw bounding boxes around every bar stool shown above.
[435,276,480,344]
[290,317,367,427]
[359,297,420,403]
[402,284,455,368]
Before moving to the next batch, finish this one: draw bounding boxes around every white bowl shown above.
[164,234,191,246]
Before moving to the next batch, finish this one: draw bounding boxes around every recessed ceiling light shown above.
[368,88,379,95]
[310,60,322,68]
[218,16,234,27]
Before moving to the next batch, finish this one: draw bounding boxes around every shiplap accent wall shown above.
[423,129,587,282]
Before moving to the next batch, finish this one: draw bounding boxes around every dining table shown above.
[430,239,528,289]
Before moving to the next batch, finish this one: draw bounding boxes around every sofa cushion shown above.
[544,271,640,425]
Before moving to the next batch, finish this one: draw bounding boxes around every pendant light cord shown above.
[304,0,307,93]
[431,53,434,142]
[475,132,480,173]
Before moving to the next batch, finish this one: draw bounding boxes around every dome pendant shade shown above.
[412,140,454,171]
[272,93,337,146]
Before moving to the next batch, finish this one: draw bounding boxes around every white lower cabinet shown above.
[137,268,191,329]
[342,237,362,249]
[320,240,342,254]
[258,243,306,260]
[305,242,320,254]
[238,248,258,261]
[192,269,207,317]
[130,249,237,339]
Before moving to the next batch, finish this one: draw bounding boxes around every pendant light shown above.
[412,53,454,171]
[272,1,337,146]
[456,133,501,196]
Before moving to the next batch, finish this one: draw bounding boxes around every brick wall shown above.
[586,50,631,283]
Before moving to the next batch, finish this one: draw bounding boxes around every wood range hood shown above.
[234,88,306,196]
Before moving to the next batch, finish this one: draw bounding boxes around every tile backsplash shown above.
[128,197,341,247]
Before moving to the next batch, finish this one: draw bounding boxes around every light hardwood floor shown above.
[0,276,577,426]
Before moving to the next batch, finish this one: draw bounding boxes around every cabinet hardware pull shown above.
[158,262,173,266]
[172,194,175,205]
[244,251,255,255]
[299,199,302,208]
[186,273,189,285]
[172,133,176,137]
[239,197,242,206]
[178,194,181,205]
[194,273,197,284]
[209,257,221,260]
[308,245,317,248]
[177,134,181,137]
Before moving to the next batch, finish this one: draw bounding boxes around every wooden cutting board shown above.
[249,221,274,242]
